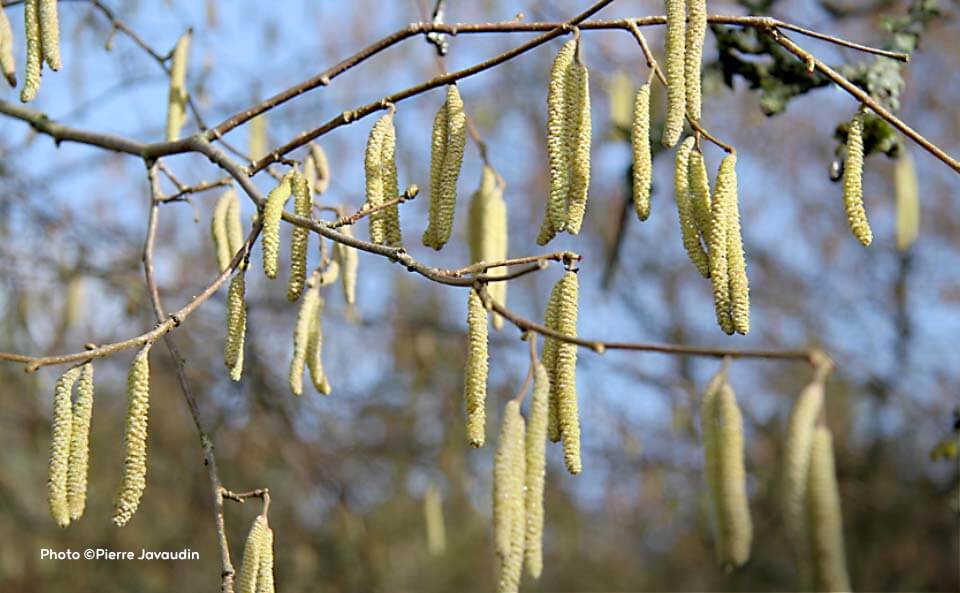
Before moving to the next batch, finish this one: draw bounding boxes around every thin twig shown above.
[328,185,419,228]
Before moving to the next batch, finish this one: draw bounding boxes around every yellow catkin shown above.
[463,290,489,447]
[842,112,872,246]
[113,343,152,527]
[687,149,713,238]
[20,0,41,103]
[723,155,750,335]
[236,515,268,593]
[715,382,753,570]
[363,115,386,245]
[334,227,359,305]
[0,5,16,87]
[212,190,233,273]
[494,400,526,593]
[38,0,60,71]
[248,114,268,161]
[700,370,726,564]
[49,366,81,527]
[553,271,581,475]
[290,285,320,396]
[545,40,576,234]
[685,0,707,121]
[675,137,711,278]
[424,484,447,556]
[467,167,508,330]
[524,361,550,579]
[380,116,403,247]
[310,143,330,195]
[307,293,331,395]
[541,287,561,443]
[165,32,191,142]
[262,175,292,279]
[423,84,466,250]
[709,155,736,335]
[256,526,275,593]
[565,59,592,235]
[631,83,653,221]
[226,190,245,266]
[224,271,247,380]
[287,171,311,302]
[317,259,340,287]
[66,362,94,521]
[663,0,687,147]
[807,427,851,593]
[782,374,826,583]
[894,147,919,251]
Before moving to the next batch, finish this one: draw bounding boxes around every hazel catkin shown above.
[685,0,707,121]
[334,227,359,306]
[564,58,592,235]
[552,271,581,475]
[524,360,550,579]
[165,32,191,142]
[290,285,320,396]
[842,112,873,246]
[663,0,687,147]
[310,143,331,195]
[0,5,16,87]
[49,366,82,527]
[631,83,653,221]
[545,40,576,234]
[807,427,851,593]
[675,137,710,278]
[365,113,402,246]
[541,286,561,443]
[699,370,726,563]
[423,84,466,250]
[306,292,331,395]
[493,400,526,593]
[21,0,41,103]
[236,514,268,593]
[467,167,508,330]
[224,270,247,381]
[723,155,750,335]
[687,148,713,238]
[463,290,489,447]
[38,0,61,71]
[287,170,311,302]
[113,343,152,527]
[714,382,753,570]
[256,526,275,593]
[212,190,234,273]
[261,175,292,279]
[708,154,736,335]
[380,116,403,247]
[424,484,447,556]
[67,362,94,521]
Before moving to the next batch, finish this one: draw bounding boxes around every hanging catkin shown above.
[257,526,275,593]
[307,292,331,395]
[334,227,359,305]
[524,360,550,579]
[782,372,826,583]
[663,0,687,147]
[212,190,234,272]
[708,154,736,335]
[290,285,320,396]
[21,0,41,103]
[631,83,653,221]
[699,370,726,564]
[165,32,191,142]
[0,5,16,87]
[38,0,60,70]
[685,0,707,121]
[565,56,592,235]
[310,143,331,194]
[687,149,713,238]
[365,114,402,246]
[544,40,576,235]
[236,514,268,593]
[423,84,466,250]
[807,427,851,593]
[463,290,489,447]
[49,366,81,527]
[287,170,311,302]
[493,400,526,593]
[67,362,94,521]
[723,154,750,335]
[467,167,508,330]
[224,271,247,381]
[541,286,561,443]
[554,271,581,475]
[248,114,268,161]
[262,175,292,279]
[381,116,402,247]
[894,147,919,252]
[842,112,872,246]
[113,343,152,527]
[226,191,245,266]
[424,484,447,555]
[712,381,753,570]
[675,138,710,277]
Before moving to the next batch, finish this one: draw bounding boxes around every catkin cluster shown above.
[708,153,749,334]
[842,111,873,246]
[287,170,312,302]
[541,271,581,474]
[165,32,191,142]
[364,113,403,247]
[1,5,16,87]
[423,84,467,250]
[236,514,275,593]
[467,166,508,330]
[493,401,527,593]
[18,0,61,100]
[631,83,653,221]
[463,290,489,447]
[114,343,152,527]
[700,371,752,570]
[539,39,591,244]
[48,363,96,527]
[261,175,292,279]
[212,189,245,273]
[290,283,331,395]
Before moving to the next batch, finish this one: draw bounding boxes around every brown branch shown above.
[328,185,420,229]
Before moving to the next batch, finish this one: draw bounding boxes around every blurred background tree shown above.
[0,0,957,591]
